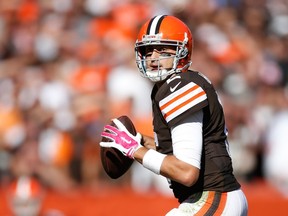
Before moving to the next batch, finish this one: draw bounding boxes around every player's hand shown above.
[142,135,157,150]
[100,118,143,159]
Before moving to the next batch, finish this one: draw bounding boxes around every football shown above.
[100,115,135,179]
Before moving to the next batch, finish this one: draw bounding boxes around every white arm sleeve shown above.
[171,110,203,169]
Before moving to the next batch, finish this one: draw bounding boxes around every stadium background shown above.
[0,0,288,215]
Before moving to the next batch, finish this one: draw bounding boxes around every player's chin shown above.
[146,67,159,72]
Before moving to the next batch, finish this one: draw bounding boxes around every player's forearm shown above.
[134,146,199,187]
[160,155,199,187]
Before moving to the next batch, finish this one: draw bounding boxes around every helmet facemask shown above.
[135,36,191,82]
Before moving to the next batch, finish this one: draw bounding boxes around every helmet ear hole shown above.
[179,47,188,58]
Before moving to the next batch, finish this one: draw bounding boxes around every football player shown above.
[101,15,248,215]
[7,176,44,216]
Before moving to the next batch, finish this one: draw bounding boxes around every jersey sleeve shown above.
[157,73,208,127]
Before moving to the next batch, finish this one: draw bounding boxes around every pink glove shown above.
[100,118,142,159]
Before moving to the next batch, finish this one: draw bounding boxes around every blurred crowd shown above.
[0,0,288,212]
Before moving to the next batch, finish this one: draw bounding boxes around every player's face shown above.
[144,45,176,71]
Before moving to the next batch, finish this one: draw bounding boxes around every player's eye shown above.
[142,44,176,59]
[144,47,154,56]
[159,51,174,57]
[145,49,175,58]
[145,51,153,57]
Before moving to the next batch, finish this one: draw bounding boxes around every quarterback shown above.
[101,15,248,215]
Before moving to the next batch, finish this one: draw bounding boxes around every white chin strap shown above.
[145,62,191,82]
[146,69,169,82]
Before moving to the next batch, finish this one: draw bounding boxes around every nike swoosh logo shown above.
[121,137,132,144]
[170,82,181,92]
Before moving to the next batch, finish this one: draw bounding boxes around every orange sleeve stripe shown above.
[160,85,199,110]
[194,191,216,216]
[162,91,206,120]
